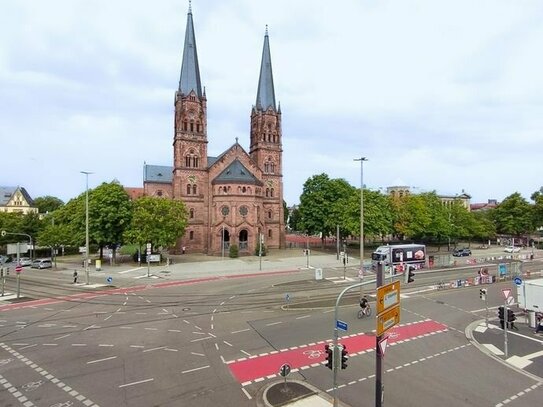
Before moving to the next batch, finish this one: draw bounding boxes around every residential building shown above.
[0,186,38,215]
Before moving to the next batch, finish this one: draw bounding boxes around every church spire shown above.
[255,25,276,111]
[178,3,202,98]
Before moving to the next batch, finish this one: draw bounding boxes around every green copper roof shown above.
[178,5,203,97]
[255,27,276,111]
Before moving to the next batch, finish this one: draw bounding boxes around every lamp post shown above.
[354,157,368,276]
[80,171,92,285]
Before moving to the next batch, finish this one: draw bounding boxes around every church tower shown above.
[172,4,209,250]
[249,27,285,248]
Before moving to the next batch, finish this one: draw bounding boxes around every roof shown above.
[255,27,276,111]
[178,6,203,98]
[213,159,262,186]
[144,165,173,184]
[0,186,34,206]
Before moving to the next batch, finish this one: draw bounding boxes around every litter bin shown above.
[95,259,102,271]
[528,311,537,329]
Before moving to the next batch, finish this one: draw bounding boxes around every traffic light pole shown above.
[332,278,377,407]
[503,300,508,360]
[376,261,384,407]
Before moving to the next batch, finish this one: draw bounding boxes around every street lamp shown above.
[80,171,93,285]
[354,157,368,275]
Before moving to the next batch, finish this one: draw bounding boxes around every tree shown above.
[493,192,534,237]
[124,196,188,251]
[37,220,73,267]
[89,182,132,262]
[531,187,543,230]
[33,196,64,214]
[288,207,302,232]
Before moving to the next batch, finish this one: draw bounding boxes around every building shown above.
[141,6,285,255]
[387,186,471,210]
[470,199,498,212]
[0,186,38,215]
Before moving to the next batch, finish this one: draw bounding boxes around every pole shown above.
[81,171,92,285]
[336,225,340,260]
[376,261,384,407]
[16,242,21,299]
[504,300,508,359]
[222,225,225,259]
[332,278,378,407]
[343,241,346,280]
[259,232,262,271]
[354,157,368,277]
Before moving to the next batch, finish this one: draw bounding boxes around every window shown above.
[190,122,194,132]
[157,190,163,197]
[183,121,188,131]
[190,208,194,219]
[186,184,191,195]
[268,229,272,238]
[221,206,230,216]
[189,231,194,240]
[239,206,248,216]
[268,210,272,219]
[271,188,274,197]
[192,185,197,195]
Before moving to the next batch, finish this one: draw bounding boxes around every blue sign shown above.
[514,276,523,286]
[498,263,507,276]
[106,276,113,284]
[285,293,291,303]
[336,320,348,331]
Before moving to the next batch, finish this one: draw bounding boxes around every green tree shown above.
[493,192,533,237]
[33,196,64,214]
[531,187,543,230]
[37,220,73,266]
[124,196,188,251]
[288,207,302,231]
[89,182,132,262]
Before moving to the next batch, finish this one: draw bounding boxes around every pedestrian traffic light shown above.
[340,344,348,370]
[324,344,333,370]
[479,288,487,301]
[404,266,415,284]
[507,309,516,323]
[498,306,504,320]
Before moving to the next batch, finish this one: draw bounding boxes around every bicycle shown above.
[357,305,372,318]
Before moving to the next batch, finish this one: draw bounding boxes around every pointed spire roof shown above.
[255,25,276,111]
[178,3,203,98]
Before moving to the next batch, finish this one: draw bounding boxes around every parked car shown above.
[452,248,472,257]
[504,246,521,253]
[0,255,12,264]
[31,259,52,269]
[19,257,32,267]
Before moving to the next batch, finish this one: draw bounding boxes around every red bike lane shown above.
[227,319,447,384]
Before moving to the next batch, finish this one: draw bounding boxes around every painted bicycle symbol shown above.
[50,401,74,407]
[388,331,399,339]
[21,380,45,392]
[303,349,324,359]
[0,358,13,366]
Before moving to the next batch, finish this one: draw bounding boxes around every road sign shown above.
[377,281,401,315]
[378,336,389,356]
[506,296,514,305]
[501,288,512,300]
[377,304,401,336]
[15,264,22,274]
[279,363,291,377]
[336,320,348,332]
[106,276,113,284]
[513,276,522,286]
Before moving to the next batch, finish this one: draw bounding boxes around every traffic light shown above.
[404,266,415,284]
[479,288,487,301]
[340,344,348,370]
[507,309,516,323]
[324,344,333,370]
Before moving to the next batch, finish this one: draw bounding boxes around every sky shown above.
[1,0,542,207]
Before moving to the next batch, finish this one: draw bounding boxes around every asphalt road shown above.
[0,252,541,406]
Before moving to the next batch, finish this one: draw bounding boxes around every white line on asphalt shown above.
[71,344,87,347]
[62,325,77,328]
[162,308,169,313]
[242,387,252,400]
[194,325,202,330]
[220,301,225,306]
[168,329,182,333]
[191,352,205,356]
[164,348,178,352]
[229,295,236,300]
[99,344,114,347]
[266,322,283,326]
[223,341,233,347]
[42,343,58,346]
[135,312,147,315]
[13,343,28,346]
[240,350,251,356]
[193,331,206,335]
[143,346,165,353]
[211,324,214,330]
[116,308,122,313]
[144,328,158,331]
[84,324,100,330]
[130,345,144,348]
[215,343,219,350]
[54,334,71,340]
[181,365,210,374]
[191,336,213,342]
[209,333,216,338]
[231,328,250,334]
[120,326,133,329]
[213,308,217,313]
[220,355,226,363]
[295,315,311,320]
[118,378,154,388]
[183,320,190,324]
[87,356,117,365]
[118,267,145,274]
[19,344,37,350]
[104,315,112,321]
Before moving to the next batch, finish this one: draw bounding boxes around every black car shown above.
[452,248,471,257]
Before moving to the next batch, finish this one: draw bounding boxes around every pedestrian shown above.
[182,246,186,255]
[535,313,543,334]
[73,270,78,284]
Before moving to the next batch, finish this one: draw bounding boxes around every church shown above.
[142,6,286,255]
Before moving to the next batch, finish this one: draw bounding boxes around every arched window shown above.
[271,188,275,197]
[192,185,197,195]
[265,189,269,197]
[268,229,272,238]
[190,208,194,219]
[189,231,194,240]
[186,184,191,195]
[268,210,272,219]
[185,149,199,168]
[183,121,188,131]
[218,186,223,194]
[190,122,194,132]
[242,186,246,193]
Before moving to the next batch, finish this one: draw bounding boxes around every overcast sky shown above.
[1,0,542,207]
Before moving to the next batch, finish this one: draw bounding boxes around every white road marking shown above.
[104,315,112,321]
[130,345,145,348]
[483,344,504,356]
[295,315,311,320]
[143,346,166,353]
[242,387,252,400]
[87,356,117,365]
[191,336,213,343]
[118,267,145,274]
[182,365,210,374]
[266,322,282,326]
[168,329,182,333]
[191,352,205,356]
[118,378,154,388]
[223,341,233,347]
[99,344,114,347]
[54,334,71,340]
[71,344,87,347]
[231,328,250,334]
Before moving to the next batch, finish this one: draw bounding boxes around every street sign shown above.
[498,263,507,276]
[336,320,348,332]
[501,288,512,300]
[378,336,389,356]
[15,264,22,274]
[377,304,401,336]
[106,276,113,284]
[279,363,291,377]
[377,281,401,315]
[506,296,514,305]
[513,276,523,286]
